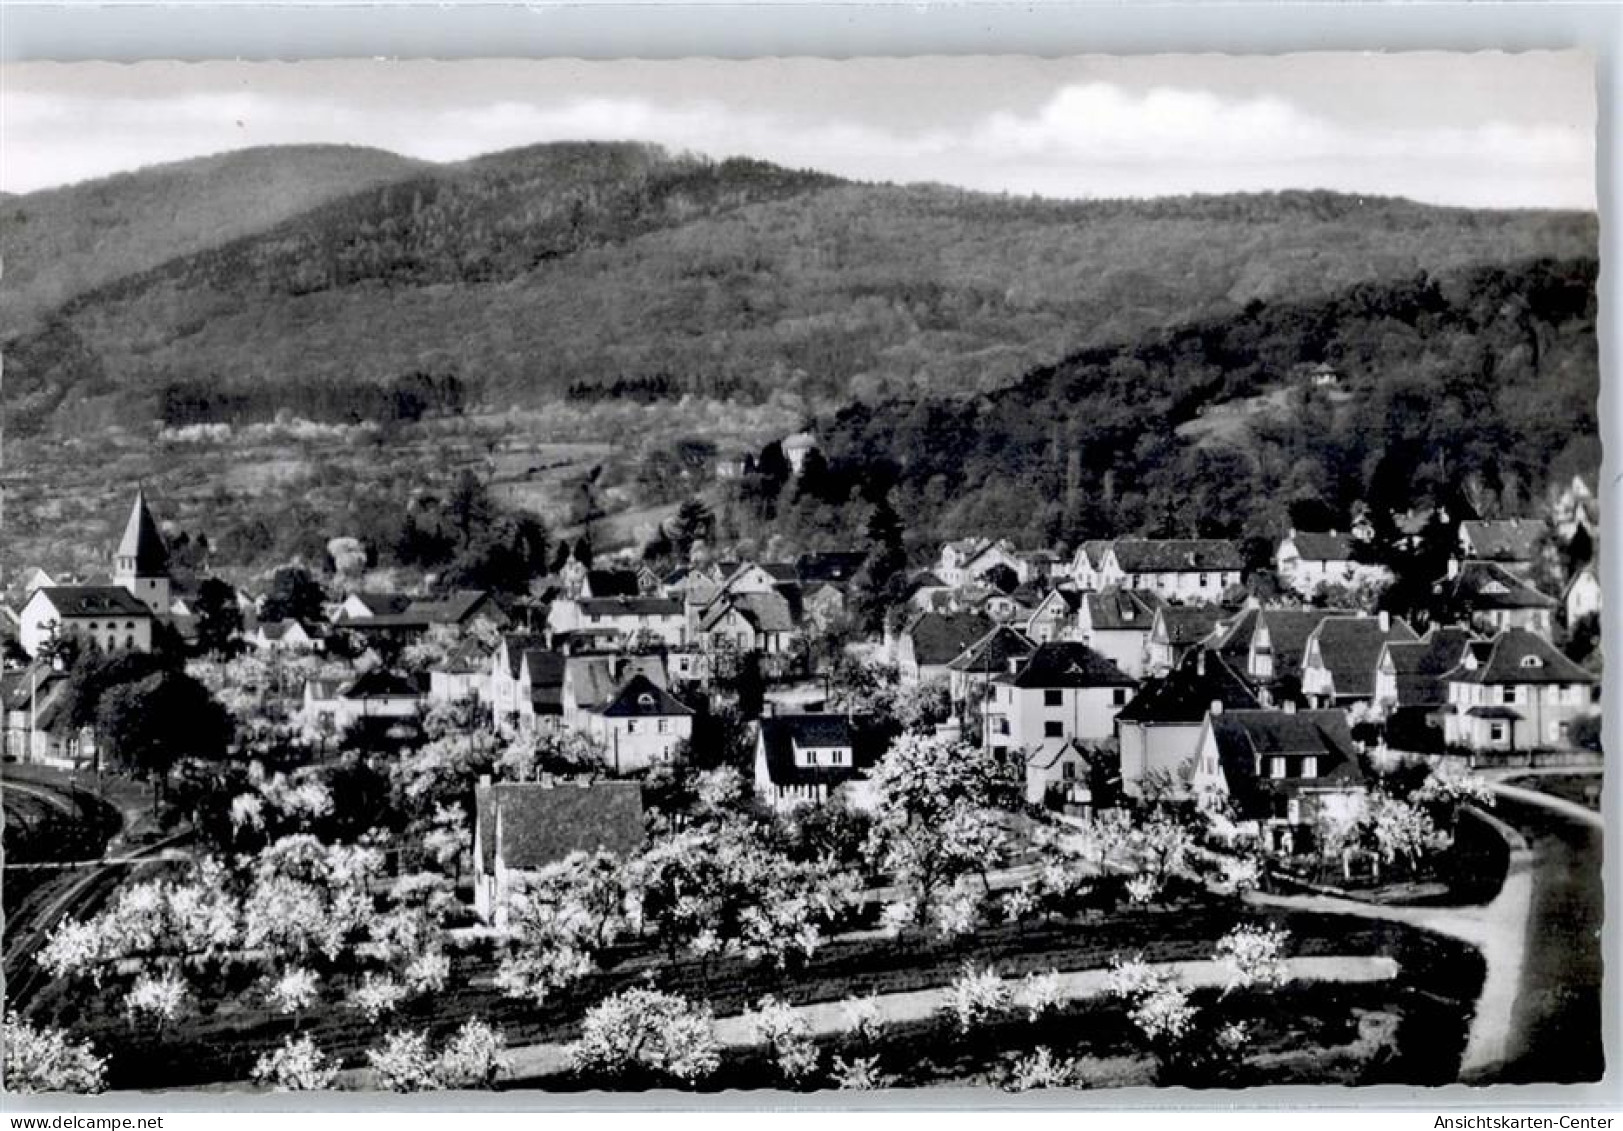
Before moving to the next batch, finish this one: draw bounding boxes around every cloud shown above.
[1,79,1595,209]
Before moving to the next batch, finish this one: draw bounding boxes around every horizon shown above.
[1,55,1597,209]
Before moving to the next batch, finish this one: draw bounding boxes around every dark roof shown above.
[584,569,640,598]
[600,673,693,718]
[1443,628,1597,686]
[703,590,802,634]
[1305,616,1417,698]
[566,654,668,709]
[1285,531,1354,561]
[946,624,1037,674]
[1460,519,1543,563]
[1209,708,1363,817]
[902,611,996,667]
[1466,706,1525,721]
[1030,588,1082,617]
[579,596,684,618]
[33,586,151,618]
[1117,650,1260,724]
[1381,627,1477,708]
[116,489,170,575]
[1110,539,1244,573]
[1001,641,1136,688]
[477,780,646,872]
[1155,604,1236,646]
[341,669,426,699]
[1210,607,1260,662]
[347,592,413,617]
[758,562,802,584]
[796,551,868,586]
[1,665,64,711]
[1255,608,1350,673]
[1084,588,1162,631]
[498,633,547,678]
[1440,561,1557,611]
[414,590,504,625]
[757,714,885,788]
[521,649,567,714]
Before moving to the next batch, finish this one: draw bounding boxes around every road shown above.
[1247,775,1603,1084]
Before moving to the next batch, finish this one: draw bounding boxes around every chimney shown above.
[1283,700,1297,715]
[1378,610,1390,633]
[1209,699,1224,717]
[1196,650,1206,677]
[478,773,492,787]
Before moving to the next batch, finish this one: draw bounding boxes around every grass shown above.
[26,888,1483,1091]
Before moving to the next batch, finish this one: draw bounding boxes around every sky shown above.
[0,54,1597,208]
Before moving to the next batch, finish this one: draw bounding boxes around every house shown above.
[1227,607,1348,687]
[472,779,646,924]
[513,649,567,734]
[697,590,803,657]
[1564,563,1601,624]
[1017,550,1065,586]
[428,637,493,706]
[936,538,1025,588]
[1458,519,1544,575]
[719,561,800,598]
[561,654,670,734]
[664,561,736,607]
[1373,626,1477,754]
[1439,629,1598,754]
[945,624,1037,719]
[1074,589,1163,680]
[1300,613,1418,707]
[339,593,413,621]
[1067,541,1115,591]
[580,673,694,774]
[1024,738,1104,810]
[1275,530,1392,598]
[983,642,1137,761]
[19,587,155,657]
[490,633,546,730]
[1115,649,1261,800]
[1436,560,1558,638]
[1,664,96,767]
[1550,473,1599,542]
[547,596,687,649]
[113,488,174,616]
[892,611,994,684]
[1022,588,1082,644]
[1087,540,1244,602]
[341,590,510,642]
[753,714,884,811]
[1187,706,1366,853]
[801,582,847,632]
[1145,604,1235,674]
[301,670,426,734]
[250,619,323,653]
[580,569,642,599]
[903,571,955,611]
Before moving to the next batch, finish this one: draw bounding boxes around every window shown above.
[1062,762,1077,781]
[1301,756,1318,779]
[1269,757,1286,780]
[1501,686,1516,705]
[626,720,639,734]
[657,719,669,734]
[1044,721,1064,738]
[997,718,1010,735]
[1199,573,1209,588]
[125,635,135,649]
[1490,724,1506,742]
[805,750,819,766]
[1557,721,1570,741]
[638,692,656,708]
[1044,689,1063,707]
[1112,688,1129,707]
[831,749,846,765]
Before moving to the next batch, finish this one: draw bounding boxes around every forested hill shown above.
[3,140,1597,435]
[729,256,1599,561]
[1,145,428,334]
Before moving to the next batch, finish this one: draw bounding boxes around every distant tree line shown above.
[159,369,473,428]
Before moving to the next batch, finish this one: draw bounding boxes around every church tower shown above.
[114,487,172,615]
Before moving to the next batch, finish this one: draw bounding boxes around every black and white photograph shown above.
[0,51,1604,1096]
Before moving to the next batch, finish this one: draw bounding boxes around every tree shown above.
[568,989,721,1086]
[191,577,245,656]
[752,996,820,1086]
[669,498,716,557]
[96,670,234,809]
[253,1034,339,1091]
[2,1015,108,1093]
[261,565,328,625]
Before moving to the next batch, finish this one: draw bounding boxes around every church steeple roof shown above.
[117,488,171,576]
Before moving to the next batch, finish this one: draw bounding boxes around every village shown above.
[0,435,1605,1093]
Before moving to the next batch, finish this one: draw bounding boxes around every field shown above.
[22,888,1483,1091]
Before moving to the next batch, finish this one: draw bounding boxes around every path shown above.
[326,954,1399,1089]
